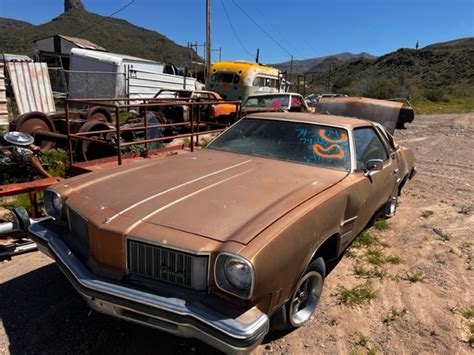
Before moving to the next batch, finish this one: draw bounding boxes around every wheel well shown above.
[398,174,409,195]
[313,234,339,265]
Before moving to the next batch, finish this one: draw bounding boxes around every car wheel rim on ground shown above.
[289,271,323,327]
[386,195,398,217]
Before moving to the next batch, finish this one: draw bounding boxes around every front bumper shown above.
[28,220,269,354]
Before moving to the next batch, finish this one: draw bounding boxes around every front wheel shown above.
[270,257,325,330]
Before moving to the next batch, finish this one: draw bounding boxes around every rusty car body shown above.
[315,96,415,133]
[29,112,416,353]
[149,89,238,124]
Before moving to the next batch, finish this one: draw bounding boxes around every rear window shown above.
[208,118,351,171]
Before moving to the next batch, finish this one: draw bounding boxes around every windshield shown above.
[243,95,291,109]
[207,118,351,171]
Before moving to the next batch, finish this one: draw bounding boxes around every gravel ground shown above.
[1,113,473,354]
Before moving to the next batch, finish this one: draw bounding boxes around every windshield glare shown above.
[207,118,351,171]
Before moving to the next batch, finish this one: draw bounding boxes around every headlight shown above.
[224,258,252,290]
[44,188,62,219]
[215,253,254,299]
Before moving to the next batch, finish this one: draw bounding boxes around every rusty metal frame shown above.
[65,97,242,169]
[0,177,62,218]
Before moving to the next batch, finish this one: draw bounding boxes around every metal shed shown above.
[34,34,106,70]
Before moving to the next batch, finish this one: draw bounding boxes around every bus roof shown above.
[210,61,280,76]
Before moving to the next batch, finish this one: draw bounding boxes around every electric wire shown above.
[253,6,304,58]
[221,0,254,58]
[231,0,293,57]
[73,0,136,37]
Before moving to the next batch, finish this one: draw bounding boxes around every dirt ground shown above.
[0,113,473,354]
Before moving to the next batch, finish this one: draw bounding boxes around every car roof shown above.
[157,89,215,94]
[246,92,302,98]
[244,112,373,129]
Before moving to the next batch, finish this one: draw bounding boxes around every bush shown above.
[424,87,448,102]
[367,79,398,100]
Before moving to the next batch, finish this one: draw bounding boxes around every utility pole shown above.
[255,48,260,63]
[327,64,332,92]
[205,0,211,80]
[289,55,294,91]
[289,55,294,76]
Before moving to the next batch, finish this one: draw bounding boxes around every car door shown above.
[347,126,398,234]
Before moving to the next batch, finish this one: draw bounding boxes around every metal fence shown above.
[49,68,126,99]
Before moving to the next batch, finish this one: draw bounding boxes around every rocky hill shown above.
[0,18,33,30]
[307,38,474,100]
[0,8,196,66]
[272,52,376,73]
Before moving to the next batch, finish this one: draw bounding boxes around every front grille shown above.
[127,239,208,291]
[67,207,89,249]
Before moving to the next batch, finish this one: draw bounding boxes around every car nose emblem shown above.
[161,264,186,277]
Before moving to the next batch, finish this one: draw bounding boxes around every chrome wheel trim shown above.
[389,196,398,216]
[289,271,323,327]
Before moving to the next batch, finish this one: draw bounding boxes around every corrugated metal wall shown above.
[7,62,55,115]
[0,63,8,129]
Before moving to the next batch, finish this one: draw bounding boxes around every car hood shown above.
[63,149,348,245]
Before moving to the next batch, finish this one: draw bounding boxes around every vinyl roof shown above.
[244,112,372,129]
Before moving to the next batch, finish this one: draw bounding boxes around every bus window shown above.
[253,76,278,88]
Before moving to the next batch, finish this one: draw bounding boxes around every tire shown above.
[381,194,398,218]
[270,257,325,331]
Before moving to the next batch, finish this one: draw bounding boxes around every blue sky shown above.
[1,0,473,63]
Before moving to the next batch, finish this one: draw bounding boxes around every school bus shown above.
[206,61,285,101]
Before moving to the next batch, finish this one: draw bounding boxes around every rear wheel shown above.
[381,195,398,218]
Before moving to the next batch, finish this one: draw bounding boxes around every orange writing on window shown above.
[313,144,345,159]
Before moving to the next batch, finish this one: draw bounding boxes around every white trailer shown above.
[69,48,203,99]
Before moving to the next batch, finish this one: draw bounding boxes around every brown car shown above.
[29,112,416,353]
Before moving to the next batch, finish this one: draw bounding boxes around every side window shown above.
[374,126,393,152]
[354,127,389,170]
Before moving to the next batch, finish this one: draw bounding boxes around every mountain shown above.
[306,38,474,100]
[272,52,376,73]
[423,37,474,50]
[0,18,33,30]
[0,8,197,66]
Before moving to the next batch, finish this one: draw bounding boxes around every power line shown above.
[253,6,304,58]
[221,0,253,58]
[231,0,293,57]
[73,0,136,37]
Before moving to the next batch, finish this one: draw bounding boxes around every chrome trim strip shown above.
[340,216,358,226]
[28,222,268,341]
[106,159,253,224]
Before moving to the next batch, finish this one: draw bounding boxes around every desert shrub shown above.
[367,79,398,100]
[424,87,448,102]
[332,76,353,91]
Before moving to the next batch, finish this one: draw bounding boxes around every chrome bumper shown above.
[28,221,269,354]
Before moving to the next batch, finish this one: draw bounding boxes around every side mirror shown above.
[363,159,383,177]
